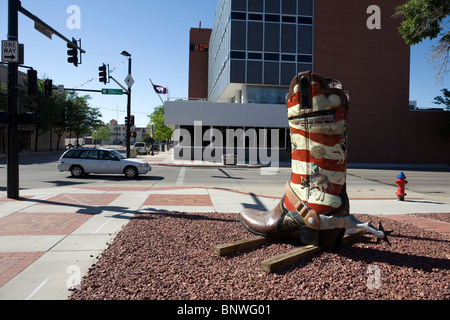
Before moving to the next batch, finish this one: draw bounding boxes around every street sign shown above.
[102,88,123,95]
[1,40,19,63]
[124,74,135,87]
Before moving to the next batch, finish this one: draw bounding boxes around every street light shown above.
[121,50,131,57]
[121,50,132,157]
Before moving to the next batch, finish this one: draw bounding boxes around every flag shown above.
[153,84,168,95]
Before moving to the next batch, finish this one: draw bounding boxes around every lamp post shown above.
[121,50,132,157]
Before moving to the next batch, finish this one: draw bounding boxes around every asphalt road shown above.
[1,151,449,202]
[0,151,291,196]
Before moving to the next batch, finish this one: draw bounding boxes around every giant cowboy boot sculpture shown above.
[239,71,390,248]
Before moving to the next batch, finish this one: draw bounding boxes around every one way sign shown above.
[2,40,19,63]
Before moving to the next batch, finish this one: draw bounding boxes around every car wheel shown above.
[70,165,84,178]
[124,166,138,178]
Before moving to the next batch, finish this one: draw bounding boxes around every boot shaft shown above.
[285,71,350,216]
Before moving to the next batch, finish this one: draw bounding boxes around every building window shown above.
[231,51,246,59]
[248,52,263,60]
[264,23,280,52]
[248,13,263,21]
[248,0,263,12]
[282,54,296,61]
[298,16,313,25]
[231,20,246,50]
[281,23,297,53]
[247,22,263,51]
[230,60,246,83]
[298,63,312,72]
[282,16,296,23]
[247,61,263,84]
[298,0,313,16]
[281,62,296,85]
[264,53,280,61]
[282,0,297,14]
[298,25,313,54]
[265,0,280,13]
[298,54,312,63]
[231,0,246,11]
[231,12,247,20]
[264,62,279,85]
[265,14,280,22]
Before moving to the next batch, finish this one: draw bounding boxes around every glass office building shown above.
[166,0,449,164]
[209,0,314,104]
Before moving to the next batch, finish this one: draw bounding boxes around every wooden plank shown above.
[213,236,271,256]
[260,230,365,272]
[260,245,320,272]
[213,230,301,256]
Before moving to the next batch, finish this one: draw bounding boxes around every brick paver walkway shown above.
[385,214,450,237]
[0,252,45,287]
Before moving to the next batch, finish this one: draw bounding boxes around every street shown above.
[1,151,450,203]
[0,151,290,197]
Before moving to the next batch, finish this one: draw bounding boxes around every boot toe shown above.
[238,200,286,236]
[238,208,271,236]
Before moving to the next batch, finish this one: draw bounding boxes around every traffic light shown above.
[130,115,135,126]
[124,116,129,126]
[44,79,53,96]
[27,69,38,96]
[98,63,108,84]
[130,132,137,138]
[67,38,78,67]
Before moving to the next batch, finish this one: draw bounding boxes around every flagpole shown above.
[149,78,165,105]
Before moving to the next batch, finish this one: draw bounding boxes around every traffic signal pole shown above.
[5,0,86,199]
[7,0,20,199]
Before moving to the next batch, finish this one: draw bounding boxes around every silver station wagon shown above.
[57,147,151,178]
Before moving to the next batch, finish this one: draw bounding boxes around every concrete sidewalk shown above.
[0,150,449,300]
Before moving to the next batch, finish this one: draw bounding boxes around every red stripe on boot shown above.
[290,127,343,147]
[291,150,346,172]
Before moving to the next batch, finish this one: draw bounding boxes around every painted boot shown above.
[239,71,390,247]
[239,71,351,248]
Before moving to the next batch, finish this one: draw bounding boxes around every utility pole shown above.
[7,0,19,199]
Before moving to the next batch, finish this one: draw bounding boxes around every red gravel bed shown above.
[68,212,449,300]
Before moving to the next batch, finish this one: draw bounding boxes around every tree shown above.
[32,79,62,151]
[433,88,450,109]
[66,94,102,146]
[92,125,113,145]
[433,88,450,134]
[147,105,173,143]
[394,0,450,82]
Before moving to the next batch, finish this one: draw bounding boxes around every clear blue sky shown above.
[1,1,448,127]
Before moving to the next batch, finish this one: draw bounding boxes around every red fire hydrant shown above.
[395,172,408,201]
